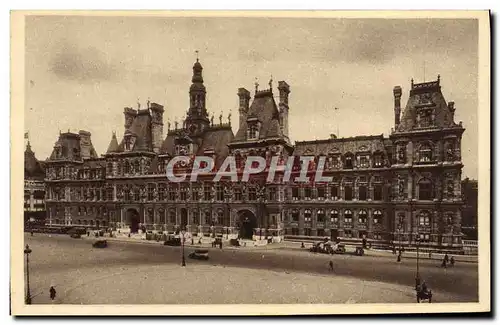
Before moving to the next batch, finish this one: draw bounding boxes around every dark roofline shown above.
[295,134,386,145]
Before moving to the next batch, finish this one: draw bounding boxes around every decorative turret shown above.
[106,132,119,153]
[185,55,210,136]
[278,81,290,138]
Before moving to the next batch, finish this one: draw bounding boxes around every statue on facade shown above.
[398,175,405,198]
[219,112,223,125]
[228,112,232,125]
[398,146,406,163]
[210,115,214,126]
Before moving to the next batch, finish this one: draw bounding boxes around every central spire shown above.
[192,51,204,83]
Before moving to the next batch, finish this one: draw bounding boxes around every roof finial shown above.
[269,75,273,90]
[167,119,171,131]
[195,50,199,62]
[255,77,259,92]
[219,111,223,125]
[228,111,232,126]
[437,74,441,83]
[137,97,141,109]
[147,97,151,109]
[411,78,414,88]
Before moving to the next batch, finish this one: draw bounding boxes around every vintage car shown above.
[92,240,108,248]
[70,233,81,239]
[188,249,209,260]
[164,236,181,246]
[334,244,347,254]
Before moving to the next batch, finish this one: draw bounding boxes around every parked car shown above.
[188,249,209,260]
[334,244,347,254]
[164,236,181,246]
[92,240,108,248]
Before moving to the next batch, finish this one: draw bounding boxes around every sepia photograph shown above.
[10,10,490,315]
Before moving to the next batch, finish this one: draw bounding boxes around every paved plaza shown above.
[24,234,478,304]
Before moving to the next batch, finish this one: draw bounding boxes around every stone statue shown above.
[228,112,232,125]
[167,120,171,130]
[398,175,405,197]
[219,112,223,125]
[174,120,179,130]
[211,115,214,126]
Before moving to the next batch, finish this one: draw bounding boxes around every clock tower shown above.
[185,58,210,137]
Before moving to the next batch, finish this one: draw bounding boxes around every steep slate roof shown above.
[396,77,458,133]
[197,126,234,168]
[159,132,177,155]
[106,132,119,153]
[117,109,154,152]
[24,142,45,179]
[294,135,388,156]
[48,132,82,161]
[233,89,283,142]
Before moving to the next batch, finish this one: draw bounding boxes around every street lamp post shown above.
[24,244,32,304]
[415,236,421,289]
[181,228,186,267]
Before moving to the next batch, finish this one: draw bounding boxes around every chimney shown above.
[393,86,402,127]
[237,88,251,128]
[278,81,291,138]
[124,107,137,130]
[150,102,164,153]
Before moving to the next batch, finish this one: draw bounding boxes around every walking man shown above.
[329,260,334,272]
[49,286,57,301]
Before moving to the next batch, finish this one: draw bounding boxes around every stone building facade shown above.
[24,141,46,226]
[43,59,465,251]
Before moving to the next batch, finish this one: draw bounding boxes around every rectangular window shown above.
[374,184,383,201]
[317,187,325,200]
[304,228,311,236]
[180,187,188,201]
[216,184,224,201]
[234,187,242,201]
[317,229,325,237]
[248,187,257,201]
[168,186,177,201]
[107,188,113,201]
[292,228,299,236]
[147,184,155,201]
[331,186,339,200]
[192,187,199,201]
[269,187,277,201]
[158,184,166,201]
[360,156,369,168]
[344,216,352,224]
[359,186,367,200]
[374,154,383,167]
[344,186,353,201]
[304,188,311,200]
[344,230,352,238]
[291,211,299,222]
[292,187,299,200]
[204,184,212,201]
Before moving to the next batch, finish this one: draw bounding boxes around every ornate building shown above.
[24,141,46,226]
[43,59,465,251]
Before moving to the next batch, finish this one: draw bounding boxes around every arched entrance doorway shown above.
[126,208,140,233]
[238,210,257,240]
[180,208,188,230]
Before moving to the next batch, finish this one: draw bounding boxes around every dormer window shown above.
[248,123,259,140]
[373,153,383,168]
[124,136,132,151]
[416,108,434,128]
[419,143,433,163]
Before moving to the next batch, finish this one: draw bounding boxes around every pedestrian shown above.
[397,252,402,262]
[429,251,432,259]
[444,253,449,263]
[450,256,455,267]
[191,238,194,245]
[329,260,334,272]
[49,286,56,300]
[441,257,447,268]
[301,242,305,249]
[30,231,34,236]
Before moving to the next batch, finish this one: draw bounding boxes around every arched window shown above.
[418,211,431,227]
[373,152,384,168]
[123,161,130,174]
[107,162,113,175]
[291,209,299,222]
[358,209,367,224]
[373,210,382,224]
[418,178,434,200]
[317,209,325,223]
[419,143,433,163]
[344,209,353,224]
[330,210,339,223]
[90,219,94,226]
[445,141,456,161]
[304,209,312,222]
[134,160,140,174]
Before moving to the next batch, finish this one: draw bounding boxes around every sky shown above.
[24,15,478,179]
